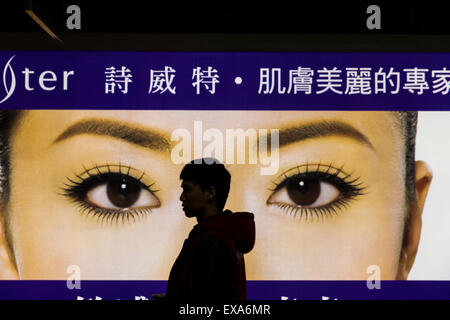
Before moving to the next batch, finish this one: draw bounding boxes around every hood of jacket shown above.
[190,209,255,254]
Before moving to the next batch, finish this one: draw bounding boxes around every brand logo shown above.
[0,55,16,104]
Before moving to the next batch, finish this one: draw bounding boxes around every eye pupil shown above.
[106,178,141,208]
[287,177,321,206]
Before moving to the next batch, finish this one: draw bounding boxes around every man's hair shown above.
[180,158,231,211]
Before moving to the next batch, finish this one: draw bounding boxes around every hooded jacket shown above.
[166,209,255,301]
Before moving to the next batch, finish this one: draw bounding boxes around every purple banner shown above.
[1,51,450,110]
[0,281,449,300]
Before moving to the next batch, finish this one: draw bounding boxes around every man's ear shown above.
[0,211,18,279]
[205,186,216,202]
[396,160,433,280]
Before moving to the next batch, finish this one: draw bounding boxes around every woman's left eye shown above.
[86,176,159,210]
[267,166,365,220]
[267,176,340,208]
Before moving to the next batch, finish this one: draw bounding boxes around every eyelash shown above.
[61,162,364,224]
[268,162,367,221]
[61,163,159,225]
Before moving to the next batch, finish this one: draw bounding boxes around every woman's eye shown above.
[85,176,160,210]
[268,176,340,208]
[62,165,161,224]
[267,166,366,220]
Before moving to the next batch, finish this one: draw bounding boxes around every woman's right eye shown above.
[62,165,160,223]
[86,175,160,210]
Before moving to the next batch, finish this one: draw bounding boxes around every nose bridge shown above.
[224,165,249,212]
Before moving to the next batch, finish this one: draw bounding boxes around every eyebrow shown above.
[53,118,171,152]
[258,120,375,151]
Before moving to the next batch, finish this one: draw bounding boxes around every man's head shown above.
[179,158,231,218]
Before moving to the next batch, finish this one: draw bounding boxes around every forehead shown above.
[181,180,199,189]
[16,110,401,138]
[12,110,404,164]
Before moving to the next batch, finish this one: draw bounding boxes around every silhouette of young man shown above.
[153,158,255,300]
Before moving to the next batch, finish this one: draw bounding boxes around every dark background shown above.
[1,2,450,51]
[3,1,450,34]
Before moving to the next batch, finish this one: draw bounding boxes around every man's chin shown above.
[183,210,194,218]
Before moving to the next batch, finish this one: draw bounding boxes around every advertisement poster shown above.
[0,51,449,301]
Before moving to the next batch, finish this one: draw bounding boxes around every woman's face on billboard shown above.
[0,110,432,280]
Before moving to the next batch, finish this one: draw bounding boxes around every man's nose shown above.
[180,192,185,202]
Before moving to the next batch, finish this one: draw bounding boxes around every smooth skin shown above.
[0,110,432,280]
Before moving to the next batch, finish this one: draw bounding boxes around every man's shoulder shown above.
[196,232,232,249]
[193,231,236,258]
